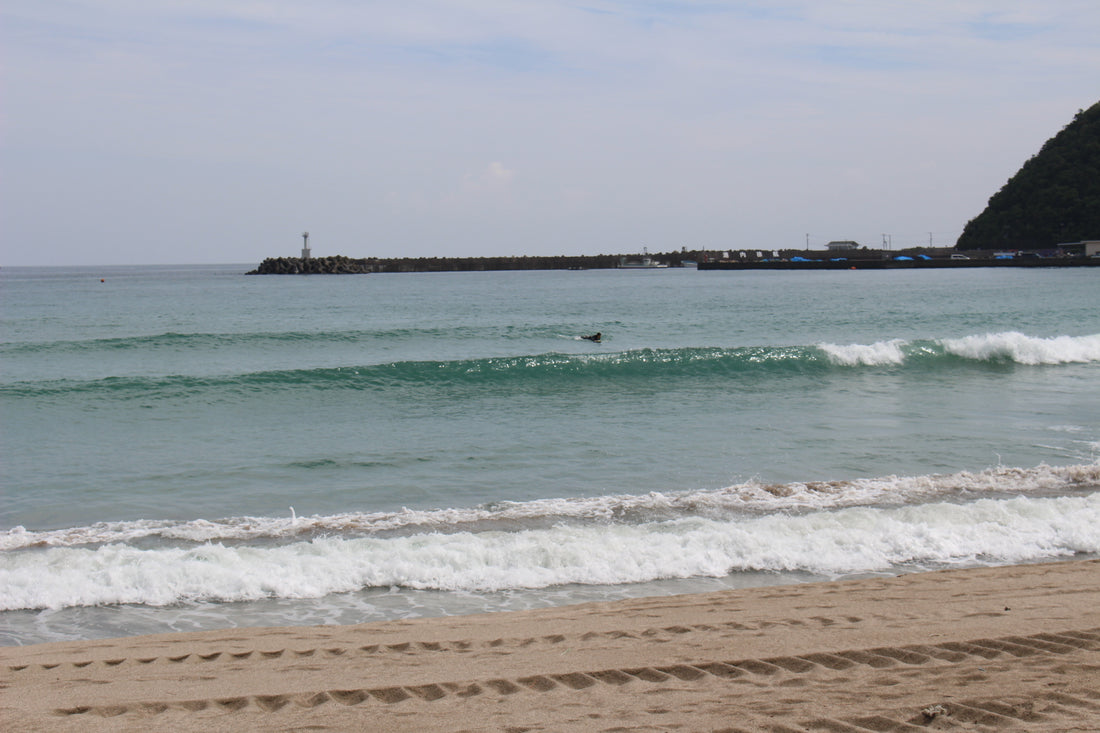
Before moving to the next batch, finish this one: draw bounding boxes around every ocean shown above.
[2,264,1099,646]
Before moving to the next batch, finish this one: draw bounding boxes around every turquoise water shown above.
[2,265,1099,644]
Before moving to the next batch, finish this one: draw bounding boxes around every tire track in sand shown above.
[49,626,1100,730]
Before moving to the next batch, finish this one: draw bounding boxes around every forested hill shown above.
[956,101,1100,251]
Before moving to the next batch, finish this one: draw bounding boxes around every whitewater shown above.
[2,264,1098,644]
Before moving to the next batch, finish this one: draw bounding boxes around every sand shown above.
[3,559,1099,732]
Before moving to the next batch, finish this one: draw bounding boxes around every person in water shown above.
[582,332,601,342]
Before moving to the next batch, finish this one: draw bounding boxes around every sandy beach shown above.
[3,559,1099,732]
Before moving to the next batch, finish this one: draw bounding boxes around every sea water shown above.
[1,264,1098,645]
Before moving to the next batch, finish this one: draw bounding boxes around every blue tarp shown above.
[893,256,914,261]
[790,256,810,262]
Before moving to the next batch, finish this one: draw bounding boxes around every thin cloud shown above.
[2,1,1098,264]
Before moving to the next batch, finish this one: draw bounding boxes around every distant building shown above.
[1057,240,1100,257]
[826,240,860,252]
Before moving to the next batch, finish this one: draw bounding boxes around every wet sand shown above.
[3,559,1099,731]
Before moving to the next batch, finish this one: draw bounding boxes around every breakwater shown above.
[247,250,1099,274]
[246,253,660,274]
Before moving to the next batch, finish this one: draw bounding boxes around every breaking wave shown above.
[2,489,1097,611]
[4,332,1098,400]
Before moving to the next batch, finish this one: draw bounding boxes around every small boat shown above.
[619,249,668,268]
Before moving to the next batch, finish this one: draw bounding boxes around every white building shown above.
[826,240,860,252]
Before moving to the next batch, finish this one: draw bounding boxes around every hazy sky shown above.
[3,1,1098,266]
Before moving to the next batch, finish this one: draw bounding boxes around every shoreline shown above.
[4,558,1099,731]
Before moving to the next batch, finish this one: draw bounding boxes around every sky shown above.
[2,1,1098,266]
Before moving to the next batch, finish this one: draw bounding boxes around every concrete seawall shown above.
[697,257,1100,270]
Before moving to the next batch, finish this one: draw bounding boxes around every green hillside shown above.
[956,101,1100,251]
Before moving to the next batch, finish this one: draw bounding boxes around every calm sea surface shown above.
[2,264,1099,645]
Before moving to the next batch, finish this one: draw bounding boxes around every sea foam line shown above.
[2,463,1098,551]
[2,493,1098,611]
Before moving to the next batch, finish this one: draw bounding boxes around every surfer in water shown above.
[582,332,602,343]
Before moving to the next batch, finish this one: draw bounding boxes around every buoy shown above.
[100,278,105,282]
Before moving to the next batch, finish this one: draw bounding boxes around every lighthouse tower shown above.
[301,231,311,260]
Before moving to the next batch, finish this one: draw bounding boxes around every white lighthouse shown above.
[301,231,311,260]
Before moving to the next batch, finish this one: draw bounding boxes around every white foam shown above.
[818,332,1100,367]
[941,332,1100,365]
[818,338,908,366]
[2,493,1098,611]
[2,463,1098,551]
